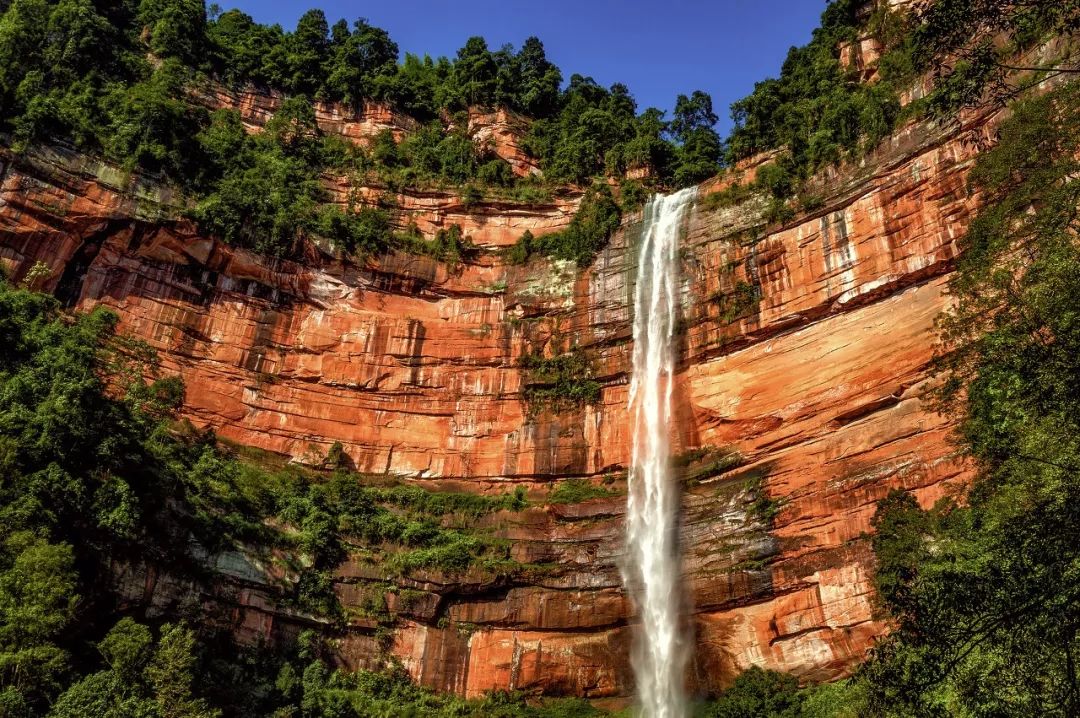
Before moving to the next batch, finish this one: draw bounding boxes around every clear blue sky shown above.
[218,0,827,135]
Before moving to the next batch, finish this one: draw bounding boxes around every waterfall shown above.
[622,187,696,718]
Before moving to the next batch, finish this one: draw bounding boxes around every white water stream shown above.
[622,188,696,718]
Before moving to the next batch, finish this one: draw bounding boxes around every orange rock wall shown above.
[0,93,1003,698]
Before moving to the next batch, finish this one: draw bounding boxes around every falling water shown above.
[622,187,696,718]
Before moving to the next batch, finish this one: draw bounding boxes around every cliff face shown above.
[0,89,998,698]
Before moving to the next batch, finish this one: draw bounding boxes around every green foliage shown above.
[179,453,529,585]
[478,157,515,186]
[0,0,729,273]
[670,90,723,187]
[722,0,1080,199]
[696,669,866,718]
[867,489,929,621]
[924,42,997,116]
[450,37,500,109]
[0,279,191,712]
[228,653,609,718]
[519,348,602,414]
[0,532,77,713]
[699,183,755,213]
[509,184,622,266]
[522,77,636,185]
[192,98,330,257]
[395,224,479,266]
[745,473,781,526]
[913,0,1080,114]
[505,230,534,266]
[548,184,622,264]
[5,0,1060,269]
[139,0,208,66]
[675,446,745,484]
[618,179,649,211]
[314,204,394,257]
[325,441,349,470]
[398,120,484,185]
[858,80,1080,717]
[509,37,563,118]
[698,159,796,221]
[523,76,717,188]
[192,100,482,259]
[546,479,618,505]
[754,160,795,200]
[0,1,668,267]
[699,667,802,718]
[713,281,760,324]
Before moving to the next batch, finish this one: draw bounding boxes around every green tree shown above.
[0,532,77,712]
[0,0,50,111]
[701,667,803,718]
[50,620,219,718]
[323,19,399,106]
[620,107,676,179]
[102,59,205,176]
[670,90,722,186]
[207,9,289,87]
[147,625,220,718]
[511,37,561,117]
[286,9,330,96]
[192,97,326,256]
[451,36,499,108]
[138,0,208,64]
[50,619,156,717]
[369,52,442,119]
[723,0,913,182]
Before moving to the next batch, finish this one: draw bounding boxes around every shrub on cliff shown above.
[519,347,603,413]
[700,667,802,718]
[191,100,326,256]
[508,184,622,266]
[547,479,618,505]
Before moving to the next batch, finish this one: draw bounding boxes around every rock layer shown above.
[0,91,1005,697]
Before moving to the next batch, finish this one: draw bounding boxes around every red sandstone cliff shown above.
[0,69,1034,697]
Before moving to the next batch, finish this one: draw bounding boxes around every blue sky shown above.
[218,0,827,135]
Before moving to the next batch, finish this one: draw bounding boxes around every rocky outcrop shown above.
[467,108,542,177]
[0,81,1010,698]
